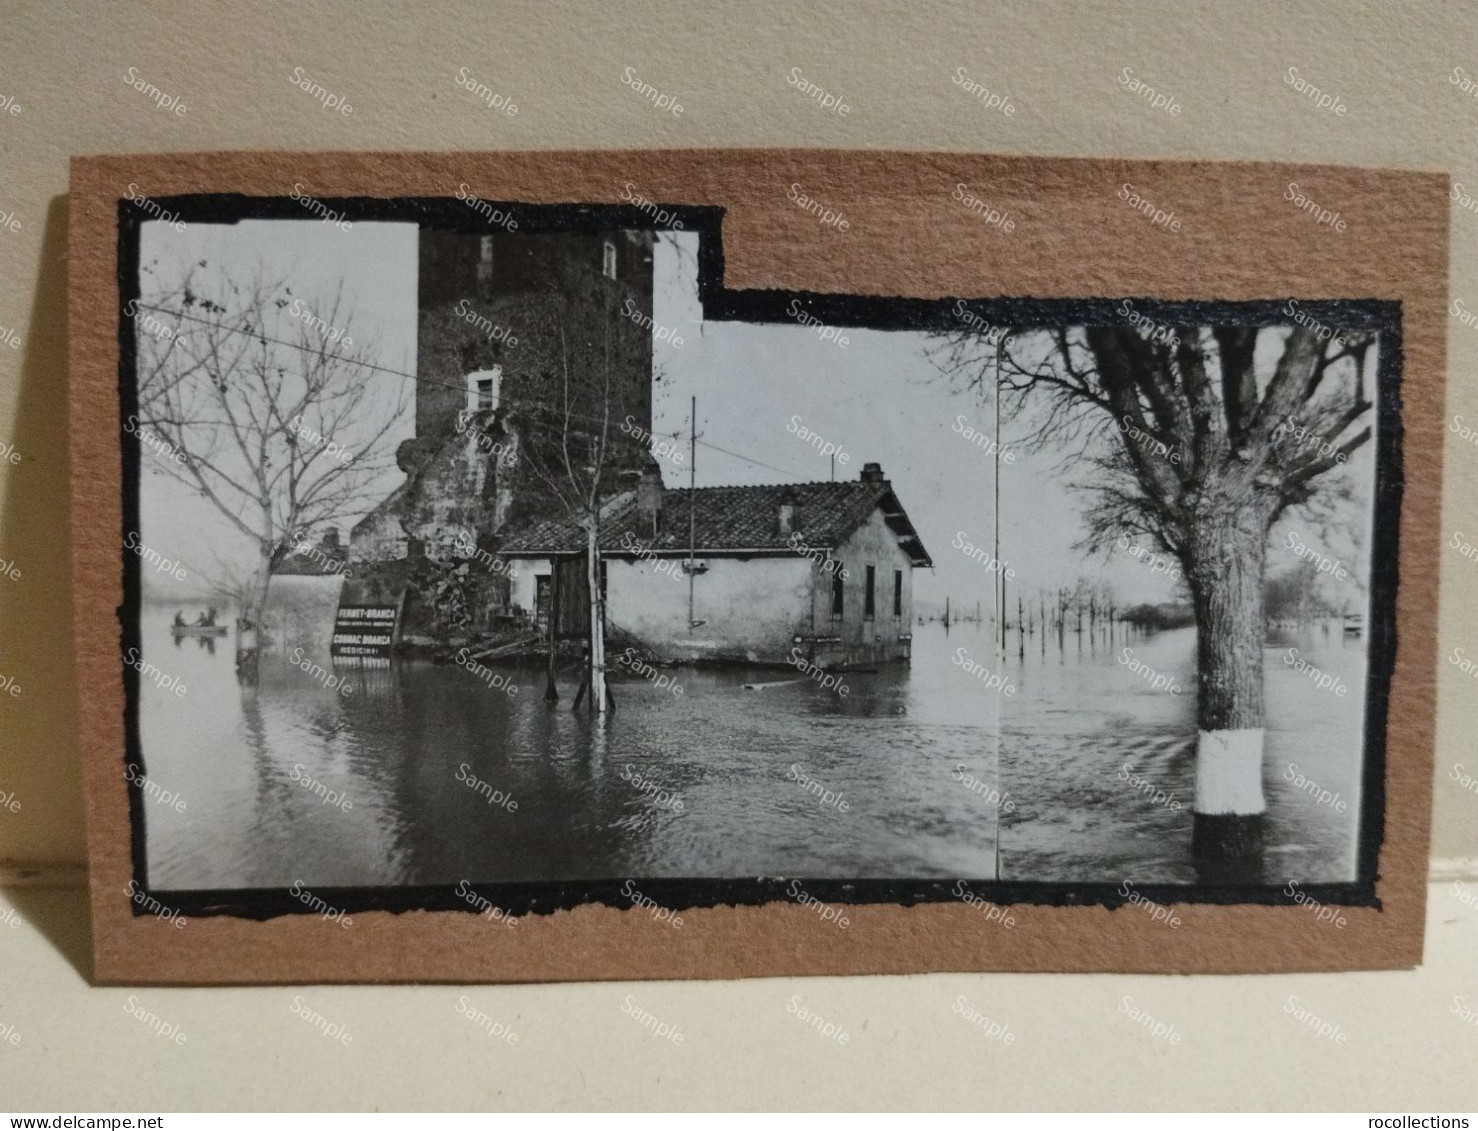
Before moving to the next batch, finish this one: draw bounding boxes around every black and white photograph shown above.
[121,198,1392,912]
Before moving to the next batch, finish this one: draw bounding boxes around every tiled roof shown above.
[499,480,932,566]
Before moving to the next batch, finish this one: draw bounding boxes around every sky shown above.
[133,220,1377,614]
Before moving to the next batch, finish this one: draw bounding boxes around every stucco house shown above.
[498,461,932,668]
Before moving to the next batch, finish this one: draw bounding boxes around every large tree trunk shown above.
[1183,500,1271,867]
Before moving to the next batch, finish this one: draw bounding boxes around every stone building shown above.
[499,462,932,668]
[341,228,656,644]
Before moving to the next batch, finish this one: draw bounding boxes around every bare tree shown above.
[933,319,1376,864]
[131,261,408,637]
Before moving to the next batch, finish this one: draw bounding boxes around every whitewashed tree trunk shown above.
[1184,499,1271,864]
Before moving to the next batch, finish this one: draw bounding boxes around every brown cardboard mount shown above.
[70,150,1446,984]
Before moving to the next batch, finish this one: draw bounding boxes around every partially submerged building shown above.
[499,462,932,668]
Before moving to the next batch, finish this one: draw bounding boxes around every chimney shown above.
[860,462,885,484]
[636,458,664,538]
[778,487,799,536]
[321,528,340,549]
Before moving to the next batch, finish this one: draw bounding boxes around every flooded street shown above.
[137,613,1364,892]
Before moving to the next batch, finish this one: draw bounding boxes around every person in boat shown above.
[173,611,186,628]
[205,606,218,626]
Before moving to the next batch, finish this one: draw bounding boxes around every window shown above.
[602,240,618,280]
[894,570,903,617]
[831,572,844,619]
[465,367,501,412]
[477,235,495,285]
[865,565,876,619]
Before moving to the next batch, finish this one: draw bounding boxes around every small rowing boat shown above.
[171,624,228,637]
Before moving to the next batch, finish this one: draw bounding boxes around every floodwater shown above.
[139,616,1001,890]
[137,614,1364,891]
[1000,622,1365,884]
